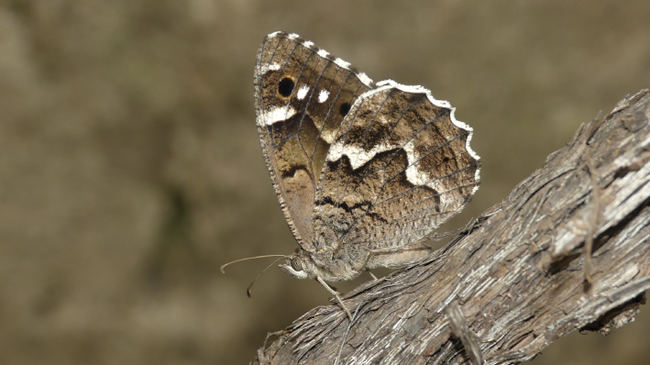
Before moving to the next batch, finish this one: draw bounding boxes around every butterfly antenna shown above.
[220,254,288,274]
[247,256,285,298]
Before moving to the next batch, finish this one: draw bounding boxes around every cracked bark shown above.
[255,89,650,365]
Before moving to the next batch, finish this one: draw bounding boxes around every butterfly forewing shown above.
[254,32,373,245]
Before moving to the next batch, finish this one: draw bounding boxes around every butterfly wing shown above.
[314,80,480,263]
[254,32,373,245]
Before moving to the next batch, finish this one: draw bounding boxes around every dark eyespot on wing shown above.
[278,77,295,98]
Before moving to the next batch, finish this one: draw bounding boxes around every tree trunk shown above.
[256,89,650,365]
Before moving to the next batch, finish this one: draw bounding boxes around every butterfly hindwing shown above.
[313,81,480,265]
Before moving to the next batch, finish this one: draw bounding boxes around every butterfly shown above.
[253,31,480,317]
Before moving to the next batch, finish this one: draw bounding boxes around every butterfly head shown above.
[278,252,313,280]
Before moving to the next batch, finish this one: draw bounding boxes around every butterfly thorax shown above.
[279,244,370,282]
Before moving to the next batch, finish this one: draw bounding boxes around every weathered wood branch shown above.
[256,90,650,364]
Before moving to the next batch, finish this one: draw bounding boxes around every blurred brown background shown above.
[1,0,648,364]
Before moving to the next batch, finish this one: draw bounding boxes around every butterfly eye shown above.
[339,102,351,116]
[290,257,303,271]
[278,77,295,98]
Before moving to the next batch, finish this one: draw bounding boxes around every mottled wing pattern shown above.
[314,81,480,266]
[254,31,373,246]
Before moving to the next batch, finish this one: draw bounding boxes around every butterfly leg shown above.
[316,276,353,320]
[334,303,362,365]
[366,270,378,281]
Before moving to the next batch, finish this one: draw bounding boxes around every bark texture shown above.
[256,89,650,365]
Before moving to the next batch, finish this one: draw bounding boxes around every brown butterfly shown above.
[252,31,480,317]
